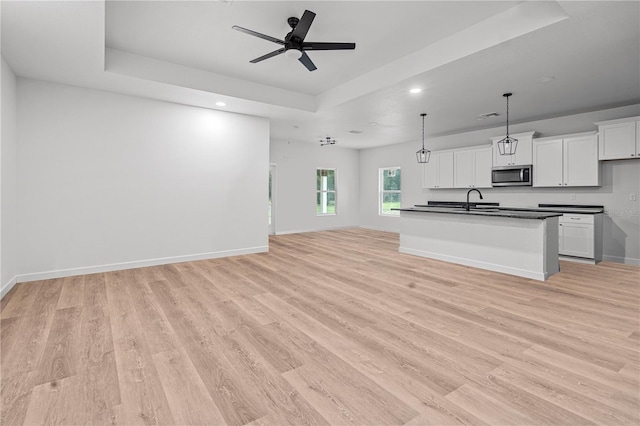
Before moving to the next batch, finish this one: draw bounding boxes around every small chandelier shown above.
[497,92,518,156]
[416,113,431,163]
[320,136,336,146]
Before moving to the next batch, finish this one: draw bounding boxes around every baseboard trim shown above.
[275,225,357,235]
[15,246,269,283]
[399,247,551,281]
[358,225,400,234]
[602,255,640,266]
[1,276,18,300]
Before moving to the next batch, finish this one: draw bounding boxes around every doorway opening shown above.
[268,164,276,235]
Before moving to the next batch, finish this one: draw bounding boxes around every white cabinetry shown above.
[595,116,640,160]
[533,132,599,187]
[558,213,602,263]
[422,151,454,189]
[533,138,563,187]
[454,146,492,188]
[492,131,538,167]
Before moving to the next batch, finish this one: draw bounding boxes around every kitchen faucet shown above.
[466,188,483,211]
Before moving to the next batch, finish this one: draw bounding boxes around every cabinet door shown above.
[598,122,636,160]
[564,134,599,186]
[637,121,640,155]
[533,139,563,187]
[493,143,514,167]
[454,150,474,188]
[558,222,564,254]
[422,159,438,188]
[512,135,533,165]
[437,151,454,188]
[473,147,492,188]
[560,223,594,258]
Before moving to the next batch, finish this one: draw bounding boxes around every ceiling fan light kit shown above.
[232,10,356,72]
[284,49,303,60]
[416,113,431,164]
[320,136,336,146]
[497,92,518,156]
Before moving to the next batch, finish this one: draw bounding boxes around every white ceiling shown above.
[2,1,639,149]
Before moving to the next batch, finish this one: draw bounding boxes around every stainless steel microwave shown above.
[491,165,532,187]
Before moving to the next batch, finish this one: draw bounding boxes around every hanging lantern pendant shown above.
[416,113,431,163]
[497,93,518,156]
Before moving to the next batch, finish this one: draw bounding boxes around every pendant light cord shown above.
[506,95,510,137]
[503,93,512,139]
[421,113,426,150]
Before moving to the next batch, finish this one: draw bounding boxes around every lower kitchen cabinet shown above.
[558,213,602,263]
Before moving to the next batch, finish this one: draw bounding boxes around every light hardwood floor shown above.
[1,228,639,425]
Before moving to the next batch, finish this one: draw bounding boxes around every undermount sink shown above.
[449,207,501,212]
[472,208,501,212]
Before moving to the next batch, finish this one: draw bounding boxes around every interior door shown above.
[268,164,276,235]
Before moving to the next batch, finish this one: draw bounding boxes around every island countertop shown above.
[395,206,563,220]
[414,203,604,215]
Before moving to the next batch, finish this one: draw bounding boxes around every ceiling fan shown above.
[232,10,356,72]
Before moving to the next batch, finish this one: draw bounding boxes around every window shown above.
[380,167,401,216]
[317,168,337,215]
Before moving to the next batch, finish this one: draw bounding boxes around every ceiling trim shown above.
[316,1,569,111]
[105,48,317,112]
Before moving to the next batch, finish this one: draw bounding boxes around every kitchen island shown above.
[396,206,563,281]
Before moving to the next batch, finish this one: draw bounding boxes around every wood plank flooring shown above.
[1,228,639,425]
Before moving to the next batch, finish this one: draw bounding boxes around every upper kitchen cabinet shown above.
[454,145,492,188]
[595,116,639,160]
[422,151,454,189]
[491,131,539,167]
[533,132,599,187]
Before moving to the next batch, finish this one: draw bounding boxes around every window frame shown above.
[316,168,337,216]
[379,166,401,217]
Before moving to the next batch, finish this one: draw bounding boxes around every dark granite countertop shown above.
[474,206,603,214]
[396,206,563,220]
[414,202,604,215]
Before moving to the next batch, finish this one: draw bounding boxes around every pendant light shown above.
[416,113,430,163]
[497,92,518,156]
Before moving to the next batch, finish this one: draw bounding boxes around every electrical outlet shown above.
[630,193,637,201]
[569,193,576,200]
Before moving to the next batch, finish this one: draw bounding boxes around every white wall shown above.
[17,79,269,281]
[1,57,18,297]
[360,104,640,265]
[270,140,359,234]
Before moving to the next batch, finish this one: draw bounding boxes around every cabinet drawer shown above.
[560,214,594,224]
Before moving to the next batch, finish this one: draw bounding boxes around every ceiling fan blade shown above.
[298,52,317,71]
[232,26,285,45]
[291,10,316,41]
[302,42,356,51]
[250,48,286,63]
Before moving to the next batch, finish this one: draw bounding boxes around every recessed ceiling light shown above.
[538,76,555,84]
[216,101,226,107]
[410,88,422,94]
